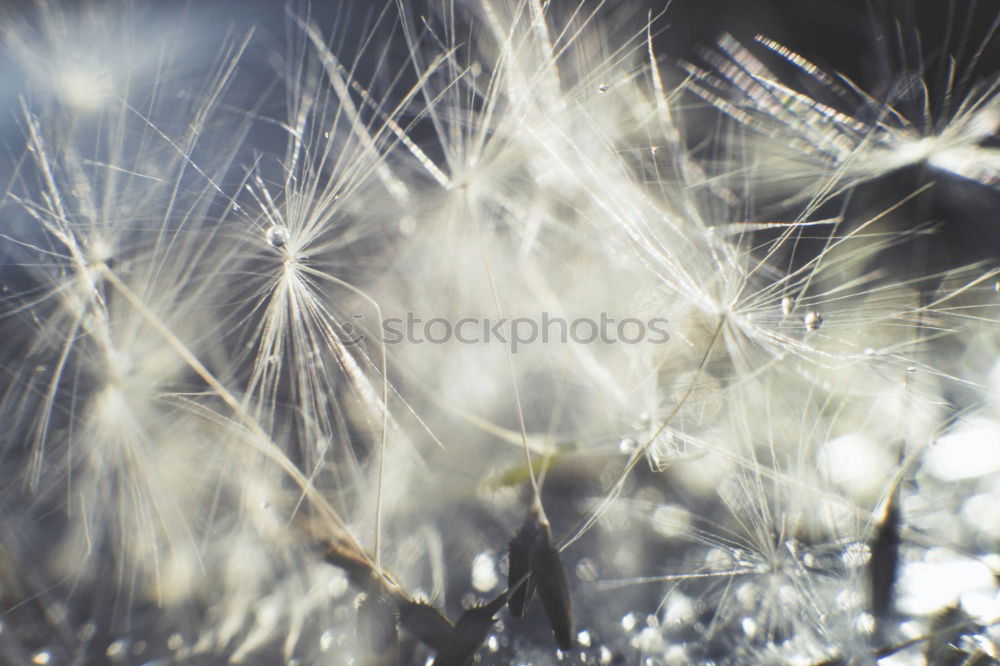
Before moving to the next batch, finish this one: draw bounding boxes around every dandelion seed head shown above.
[0,2,997,663]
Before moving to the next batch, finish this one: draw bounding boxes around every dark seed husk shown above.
[507,516,539,617]
[324,538,377,591]
[530,521,575,651]
[869,490,901,625]
[399,600,455,651]
[431,591,508,666]
[358,584,400,666]
[924,604,974,666]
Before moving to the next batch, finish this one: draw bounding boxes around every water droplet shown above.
[78,622,97,641]
[619,437,637,455]
[741,616,757,637]
[319,629,334,652]
[166,633,184,651]
[621,612,637,632]
[597,84,610,93]
[106,639,128,660]
[31,651,51,665]
[266,224,290,249]
[781,296,793,316]
[487,635,499,652]
[577,630,592,647]
[804,310,822,332]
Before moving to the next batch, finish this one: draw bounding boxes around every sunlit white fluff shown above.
[1,1,998,664]
[686,33,998,204]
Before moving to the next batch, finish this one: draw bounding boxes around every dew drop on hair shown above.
[266,224,290,249]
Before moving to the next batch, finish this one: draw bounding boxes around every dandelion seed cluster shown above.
[1,1,998,665]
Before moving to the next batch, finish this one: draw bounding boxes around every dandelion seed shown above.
[399,602,454,652]
[507,521,538,618]
[505,506,575,650]
[431,591,508,666]
[869,490,902,629]
[531,522,575,650]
